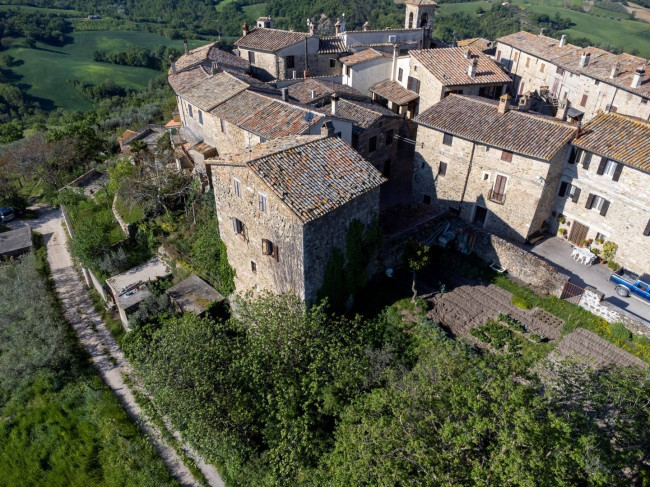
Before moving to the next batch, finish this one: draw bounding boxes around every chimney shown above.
[518,92,530,111]
[308,18,315,36]
[335,18,341,35]
[464,49,472,60]
[311,89,317,99]
[391,43,399,82]
[281,87,288,102]
[242,23,249,36]
[303,70,310,78]
[467,58,478,78]
[331,92,339,115]
[559,34,567,47]
[556,96,569,121]
[184,39,189,55]
[610,62,620,79]
[631,66,645,88]
[211,61,218,75]
[169,55,177,74]
[540,28,546,36]
[579,52,590,68]
[498,93,512,114]
[321,121,335,137]
[363,21,370,31]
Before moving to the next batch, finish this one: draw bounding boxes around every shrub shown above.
[609,322,633,342]
[607,261,621,271]
[602,241,618,262]
[557,215,566,224]
[558,228,567,236]
[511,296,532,310]
[530,333,543,343]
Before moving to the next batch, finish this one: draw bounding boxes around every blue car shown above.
[610,268,650,303]
[0,207,14,223]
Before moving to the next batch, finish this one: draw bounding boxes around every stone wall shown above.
[579,286,650,335]
[353,117,402,173]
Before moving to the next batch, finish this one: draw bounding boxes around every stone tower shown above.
[405,0,436,47]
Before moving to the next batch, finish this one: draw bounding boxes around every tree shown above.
[403,239,430,302]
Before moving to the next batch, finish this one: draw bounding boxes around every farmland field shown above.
[5,31,203,111]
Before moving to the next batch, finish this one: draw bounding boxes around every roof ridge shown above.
[245,135,326,164]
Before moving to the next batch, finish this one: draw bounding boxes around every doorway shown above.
[473,205,488,227]
[568,221,589,245]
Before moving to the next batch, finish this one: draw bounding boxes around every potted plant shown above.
[558,228,567,238]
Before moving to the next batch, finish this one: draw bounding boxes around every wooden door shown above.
[568,221,589,245]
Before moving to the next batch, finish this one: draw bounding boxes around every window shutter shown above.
[501,150,513,162]
[582,153,592,169]
[232,217,237,233]
[612,163,623,182]
[439,161,447,176]
[273,244,279,261]
[580,94,588,107]
[558,181,568,197]
[596,158,607,175]
[643,219,650,236]
[585,193,595,209]
[262,239,269,254]
[571,187,581,203]
[567,147,578,164]
[599,199,610,216]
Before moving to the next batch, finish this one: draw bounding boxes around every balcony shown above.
[488,189,506,205]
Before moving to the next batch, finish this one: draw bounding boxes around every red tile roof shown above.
[178,71,249,111]
[340,48,392,67]
[370,79,419,105]
[410,47,512,86]
[285,78,369,104]
[209,136,385,222]
[235,28,310,52]
[414,95,576,160]
[174,42,250,73]
[321,99,400,135]
[319,36,347,54]
[572,112,650,172]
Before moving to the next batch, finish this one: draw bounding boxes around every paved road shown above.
[529,236,650,325]
[18,207,225,487]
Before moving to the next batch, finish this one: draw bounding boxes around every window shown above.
[262,239,278,259]
[490,174,507,204]
[423,195,431,205]
[595,232,607,241]
[644,220,650,237]
[407,76,420,94]
[540,63,545,73]
[558,181,581,202]
[248,51,255,63]
[599,159,622,181]
[329,58,336,68]
[351,133,359,148]
[556,66,565,75]
[513,52,519,62]
[482,172,490,181]
[582,152,592,169]
[188,103,193,118]
[525,57,530,68]
[567,147,578,164]
[233,217,245,236]
[643,99,648,105]
[501,150,513,162]
[198,110,203,125]
[346,66,351,77]
[594,80,600,85]
[398,67,403,82]
[603,159,618,177]
[368,136,377,153]
[220,119,227,134]
[286,55,295,69]
[518,82,525,96]
[251,261,257,273]
[258,194,267,212]
[438,161,447,177]
[585,193,610,216]
[496,50,502,61]
[233,178,241,197]
[408,12,413,29]
[442,133,453,146]
[385,129,394,146]
[580,94,588,107]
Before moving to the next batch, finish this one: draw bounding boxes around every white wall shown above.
[343,57,392,95]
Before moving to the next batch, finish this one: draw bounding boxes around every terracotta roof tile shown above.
[209,136,386,222]
[414,95,576,160]
[174,42,250,73]
[370,79,419,105]
[179,71,249,111]
[405,0,437,5]
[410,47,511,86]
[319,36,347,54]
[318,99,400,135]
[235,28,310,52]
[572,112,650,172]
[457,37,493,52]
[340,48,392,67]
[285,78,369,104]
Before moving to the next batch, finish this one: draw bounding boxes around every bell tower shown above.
[405,0,436,47]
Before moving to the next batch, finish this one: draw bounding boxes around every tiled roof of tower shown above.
[370,79,419,105]
[178,71,249,111]
[317,99,400,135]
[235,28,310,52]
[497,31,649,98]
[285,78,369,104]
[208,136,386,222]
[414,95,576,160]
[572,112,650,172]
[174,42,250,73]
[406,0,437,5]
[319,36,347,54]
[340,48,392,67]
[457,37,493,52]
[410,47,512,86]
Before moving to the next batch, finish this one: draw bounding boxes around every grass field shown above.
[5,31,202,111]
[0,4,83,15]
[437,0,650,57]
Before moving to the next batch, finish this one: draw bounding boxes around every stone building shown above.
[550,112,650,271]
[370,79,420,118]
[412,94,576,243]
[280,77,369,107]
[457,37,495,55]
[207,136,385,302]
[404,0,436,35]
[408,47,512,113]
[341,49,394,94]
[495,31,650,122]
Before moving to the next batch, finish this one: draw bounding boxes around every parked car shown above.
[0,207,14,223]
[610,268,650,303]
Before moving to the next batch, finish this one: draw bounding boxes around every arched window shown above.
[420,13,429,28]
[408,12,413,29]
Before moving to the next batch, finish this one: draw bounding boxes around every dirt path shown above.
[26,206,225,487]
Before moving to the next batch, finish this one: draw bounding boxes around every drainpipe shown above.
[458,141,476,213]
[607,86,619,113]
[391,44,398,82]
[304,37,309,73]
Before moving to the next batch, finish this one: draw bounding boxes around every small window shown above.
[643,220,650,237]
[385,129,394,146]
[233,178,241,197]
[604,159,618,177]
[580,94,588,107]
[423,195,431,205]
[414,65,418,72]
[198,110,203,125]
[438,161,447,177]
[594,80,600,85]
[540,63,545,73]
[496,50,502,61]
[248,51,255,63]
[642,99,648,105]
[262,239,278,259]
[220,119,227,134]
[407,76,420,94]
[398,67,403,82]
[525,57,530,68]
[258,194,267,213]
[329,58,336,68]
[442,133,453,146]
[556,66,565,75]
[595,232,607,241]
[188,103,193,118]
[346,66,351,76]
[369,136,377,153]
[251,261,257,273]
[286,55,295,69]
[513,52,519,62]
[501,150,513,162]
[482,172,490,181]
[586,194,609,216]
[233,218,245,236]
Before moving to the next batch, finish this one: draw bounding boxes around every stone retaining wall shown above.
[579,286,650,337]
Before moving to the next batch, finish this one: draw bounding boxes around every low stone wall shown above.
[111,195,131,237]
[472,231,569,298]
[579,287,650,336]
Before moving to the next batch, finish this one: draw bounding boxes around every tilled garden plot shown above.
[427,283,563,341]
